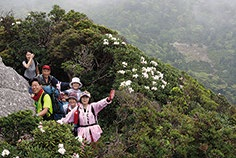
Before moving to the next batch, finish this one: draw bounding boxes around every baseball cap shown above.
[42,65,51,70]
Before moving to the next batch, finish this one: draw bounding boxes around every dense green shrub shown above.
[0,111,95,157]
[0,110,40,145]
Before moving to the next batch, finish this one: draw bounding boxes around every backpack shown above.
[41,85,65,120]
[73,106,97,136]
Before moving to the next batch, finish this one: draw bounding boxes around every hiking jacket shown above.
[65,88,82,100]
[37,74,70,91]
[60,98,111,143]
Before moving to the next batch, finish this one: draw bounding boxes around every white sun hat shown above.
[69,77,83,88]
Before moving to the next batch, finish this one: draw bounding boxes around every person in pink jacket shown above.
[57,89,115,143]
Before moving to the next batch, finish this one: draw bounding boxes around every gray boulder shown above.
[0,57,34,118]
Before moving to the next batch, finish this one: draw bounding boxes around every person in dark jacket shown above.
[37,65,70,91]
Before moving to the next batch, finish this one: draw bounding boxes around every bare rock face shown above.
[0,57,34,118]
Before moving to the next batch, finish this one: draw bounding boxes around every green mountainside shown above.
[0,5,235,158]
[77,0,236,105]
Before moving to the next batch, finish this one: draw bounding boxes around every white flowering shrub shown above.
[110,44,182,103]
[103,33,127,46]
[31,121,89,157]
[0,141,19,157]
[0,111,95,157]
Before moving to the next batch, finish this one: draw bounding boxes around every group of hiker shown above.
[23,50,115,144]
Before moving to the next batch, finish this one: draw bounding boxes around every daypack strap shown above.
[40,92,46,109]
[91,106,97,123]
[40,92,52,115]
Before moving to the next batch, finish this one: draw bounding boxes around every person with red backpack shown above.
[57,89,115,143]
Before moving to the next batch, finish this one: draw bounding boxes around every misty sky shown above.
[1,0,236,27]
[1,0,118,18]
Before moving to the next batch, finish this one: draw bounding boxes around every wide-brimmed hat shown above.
[80,91,91,98]
[42,65,51,70]
[67,93,78,102]
[69,77,82,88]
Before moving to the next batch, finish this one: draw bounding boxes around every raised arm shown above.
[92,89,115,114]
[23,53,34,69]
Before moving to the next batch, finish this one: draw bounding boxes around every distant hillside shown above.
[0,6,235,157]
[38,0,235,105]
[80,0,236,104]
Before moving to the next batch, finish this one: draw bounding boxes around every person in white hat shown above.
[65,77,83,101]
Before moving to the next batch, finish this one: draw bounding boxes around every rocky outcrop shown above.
[0,57,34,118]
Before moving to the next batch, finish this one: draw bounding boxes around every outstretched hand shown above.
[57,120,63,125]
[56,81,61,91]
[108,89,115,101]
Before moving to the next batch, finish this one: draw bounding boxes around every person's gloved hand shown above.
[107,89,115,102]
[57,120,63,125]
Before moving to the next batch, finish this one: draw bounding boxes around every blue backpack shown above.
[41,85,65,120]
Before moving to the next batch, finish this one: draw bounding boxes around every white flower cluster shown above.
[120,80,132,87]
[38,122,45,133]
[132,68,137,72]
[128,87,134,93]
[118,70,126,74]
[122,62,128,67]
[133,74,138,78]
[1,149,10,157]
[120,80,134,93]
[75,135,83,143]
[58,143,66,155]
[103,33,126,46]
[11,21,21,26]
[72,153,80,158]
[141,56,147,64]
[117,56,168,93]
[16,21,21,24]
[150,60,158,67]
